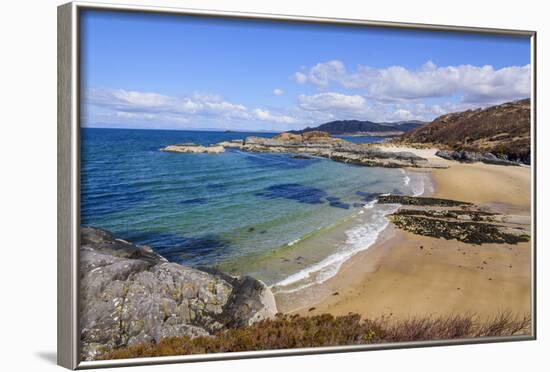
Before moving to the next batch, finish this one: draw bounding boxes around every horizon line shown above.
[81,126,281,133]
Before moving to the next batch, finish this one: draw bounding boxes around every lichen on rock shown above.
[80,227,277,360]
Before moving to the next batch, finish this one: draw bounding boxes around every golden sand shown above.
[282,150,532,321]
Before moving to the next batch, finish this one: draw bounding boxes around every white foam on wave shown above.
[272,170,430,294]
[287,238,301,247]
[401,169,411,186]
[273,203,399,293]
[417,175,433,196]
[402,169,429,197]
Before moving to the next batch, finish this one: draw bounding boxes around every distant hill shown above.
[291,120,425,136]
[400,99,531,163]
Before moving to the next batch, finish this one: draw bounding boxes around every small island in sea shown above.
[79,9,533,362]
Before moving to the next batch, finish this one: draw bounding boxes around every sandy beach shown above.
[278,147,532,321]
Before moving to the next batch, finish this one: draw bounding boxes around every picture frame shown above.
[58,1,537,369]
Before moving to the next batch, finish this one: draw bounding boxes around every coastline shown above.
[275,147,531,320]
[79,139,533,359]
[266,168,429,301]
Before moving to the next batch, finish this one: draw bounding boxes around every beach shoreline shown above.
[275,147,531,320]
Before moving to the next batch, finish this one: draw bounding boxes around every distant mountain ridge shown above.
[400,99,531,164]
[290,120,426,136]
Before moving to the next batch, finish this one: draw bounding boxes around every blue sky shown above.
[81,9,531,131]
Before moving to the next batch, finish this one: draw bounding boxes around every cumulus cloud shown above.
[253,108,297,124]
[294,91,463,123]
[298,92,367,112]
[85,88,302,129]
[293,60,346,88]
[293,72,307,84]
[87,88,249,118]
[272,88,284,96]
[113,111,190,123]
[294,60,531,104]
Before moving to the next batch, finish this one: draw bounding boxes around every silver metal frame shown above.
[57,1,537,369]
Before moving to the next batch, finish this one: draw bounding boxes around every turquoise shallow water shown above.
[81,128,422,285]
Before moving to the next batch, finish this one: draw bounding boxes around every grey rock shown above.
[232,136,434,168]
[160,144,225,154]
[80,227,277,360]
[162,135,446,168]
[435,150,520,166]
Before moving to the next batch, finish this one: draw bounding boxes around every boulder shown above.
[80,227,277,360]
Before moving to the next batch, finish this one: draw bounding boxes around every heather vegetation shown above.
[101,312,530,360]
[400,99,531,163]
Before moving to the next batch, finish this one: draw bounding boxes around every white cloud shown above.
[87,88,251,118]
[293,60,346,88]
[294,60,531,104]
[114,111,190,123]
[298,92,367,112]
[384,102,454,122]
[273,88,284,96]
[110,90,172,107]
[253,108,297,124]
[294,91,466,123]
[293,72,307,84]
[84,88,306,129]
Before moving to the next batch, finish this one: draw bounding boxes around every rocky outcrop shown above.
[435,150,520,166]
[377,195,530,245]
[161,134,447,168]
[161,143,225,154]
[272,131,332,141]
[217,139,245,148]
[273,132,303,141]
[229,135,443,168]
[400,99,531,164]
[80,227,277,360]
[301,131,332,141]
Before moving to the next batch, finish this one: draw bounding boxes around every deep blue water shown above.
[81,128,415,279]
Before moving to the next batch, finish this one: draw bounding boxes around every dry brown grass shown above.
[100,312,531,360]
[399,99,530,163]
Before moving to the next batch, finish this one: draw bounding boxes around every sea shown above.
[81,128,428,294]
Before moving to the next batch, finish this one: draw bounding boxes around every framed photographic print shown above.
[57,1,536,369]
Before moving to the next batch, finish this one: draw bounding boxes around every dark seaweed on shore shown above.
[377,195,471,207]
[390,209,529,245]
[389,212,529,245]
[394,208,497,222]
[378,195,529,245]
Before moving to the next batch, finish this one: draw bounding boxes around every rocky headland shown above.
[80,227,277,360]
[160,99,531,167]
[164,131,445,169]
[399,99,531,164]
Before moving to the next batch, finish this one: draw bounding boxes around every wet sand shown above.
[282,151,532,320]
